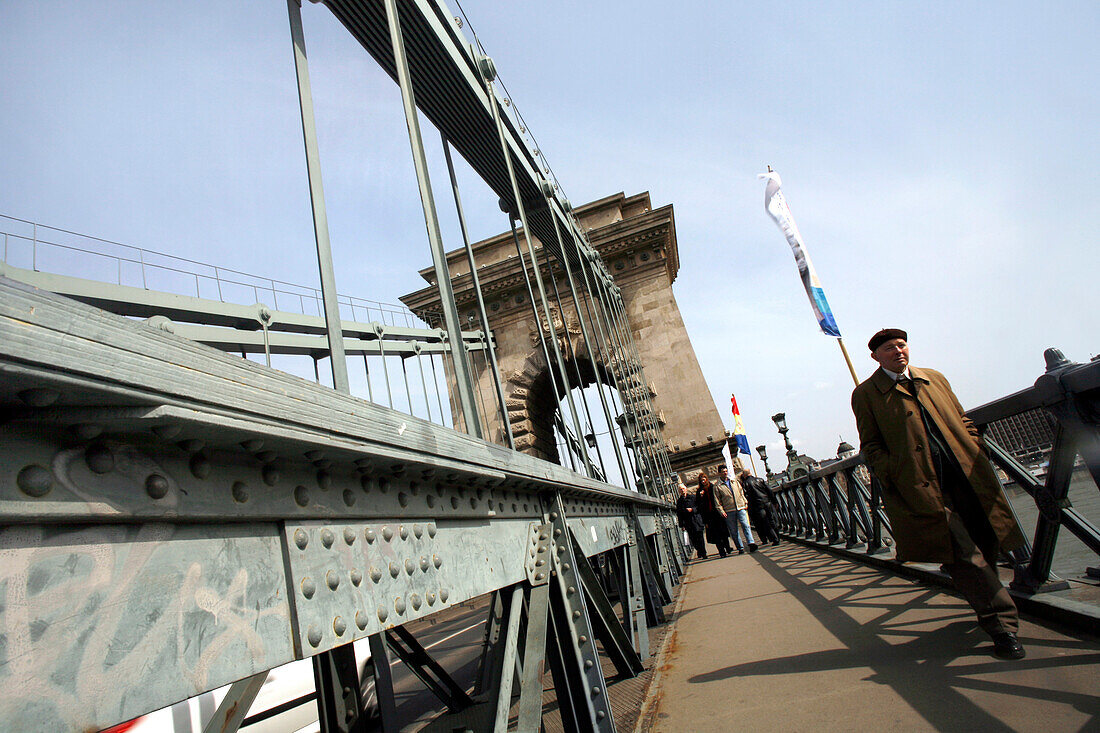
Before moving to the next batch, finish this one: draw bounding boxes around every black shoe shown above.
[772,540,781,546]
[992,632,1026,660]
[749,543,758,553]
[738,549,746,555]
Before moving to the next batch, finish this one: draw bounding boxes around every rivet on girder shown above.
[350,569,363,587]
[591,687,601,697]
[428,525,437,538]
[440,589,450,603]
[550,512,559,520]
[355,611,368,631]
[578,635,588,645]
[370,566,382,583]
[567,586,576,596]
[365,528,377,544]
[301,578,316,599]
[584,659,593,669]
[378,478,389,493]
[432,555,442,569]
[404,559,416,576]
[189,453,211,480]
[427,592,436,606]
[414,524,424,539]
[16,465,52,498]
[563,563,571,572]
[231,481,249,503]
[326,571,340,591]
[241,439,264,452]
[354,458,373,473]
[262,466,280,486]
[145,474,170,500]
[360,475,372,493]
[399,526,409,541]
[333,616,346,637]
[343,490,355,507]
[18,387,59,407]
[553,529,562,538]
[394,597,407,615]
[383,527,394,542]
[389,563,400,579]
[307,626,322,647]
[85,444,114,474]
[305,450,324,461]
[294,486,310,507]
[256,450,278,464]
[321,529,335,548]
[72,423,103,440]
[294,529,309,550]
[178,439,205,453]
[597,711,606,720]
[377,607,389,623]
[316,470,331,490]
[152,424,182,440]
[410,594,422,611]
[535,572,545,581]
[344,528,356,545]
[420,557,429,572]
[398,492,409,508]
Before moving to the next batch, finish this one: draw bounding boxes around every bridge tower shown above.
[402,191,735,483]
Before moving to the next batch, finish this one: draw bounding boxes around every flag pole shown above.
[747,452,759,476]
[837,337,860,387]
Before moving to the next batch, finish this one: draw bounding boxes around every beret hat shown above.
[868,328,907,351]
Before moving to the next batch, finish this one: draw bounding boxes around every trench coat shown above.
[851,366,1023,563]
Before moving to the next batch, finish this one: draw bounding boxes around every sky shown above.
[2,1,1097,470]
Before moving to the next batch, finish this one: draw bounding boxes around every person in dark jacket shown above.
[676,481,707,558]
[696,473,732,557]
[739,469,781,546]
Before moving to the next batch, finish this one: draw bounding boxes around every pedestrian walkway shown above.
[638,543,1100,732]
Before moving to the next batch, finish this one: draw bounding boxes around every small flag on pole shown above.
[730,394,752,455]
[721,440,736,478]
[759,169,841,338]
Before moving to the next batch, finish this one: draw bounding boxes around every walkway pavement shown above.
[638,543,1100,732]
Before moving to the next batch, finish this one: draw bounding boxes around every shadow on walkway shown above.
[643,544,1100,732]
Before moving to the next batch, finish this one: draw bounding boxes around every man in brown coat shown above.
[851,328,1027,659]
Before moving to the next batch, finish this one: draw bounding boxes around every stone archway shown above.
[402,191,735,483]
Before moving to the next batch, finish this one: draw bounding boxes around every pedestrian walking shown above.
[676,481,707,559]
[852,328,1026,659]
[716,464,758,553]
[696,473,732,557]
[739,469,781,546]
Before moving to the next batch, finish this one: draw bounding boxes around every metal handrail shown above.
[0,213,434,328]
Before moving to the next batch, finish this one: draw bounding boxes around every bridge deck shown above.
[639,544,1100,732]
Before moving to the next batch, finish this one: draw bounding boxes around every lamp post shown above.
[756,444,772,479]
[771,412,798,467]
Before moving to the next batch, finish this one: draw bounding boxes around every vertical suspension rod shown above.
[441,135,515,448]
[506,219,576,472]
[288,0,349,393]
[383,0,482,437]
[479,56,593,475]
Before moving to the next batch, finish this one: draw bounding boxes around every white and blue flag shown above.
[759,169,841,338]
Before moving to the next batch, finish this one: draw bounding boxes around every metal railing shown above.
[0,213,436,329]
[771,349,1100,594]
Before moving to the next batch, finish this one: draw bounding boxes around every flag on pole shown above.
[721,440,736,479]
[730,394,752,455]
[759,169,841,337]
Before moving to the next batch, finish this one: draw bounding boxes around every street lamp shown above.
[756,444,772,478]
[771,412,797,464]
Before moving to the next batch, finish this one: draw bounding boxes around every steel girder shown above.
[0,277,674,730]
